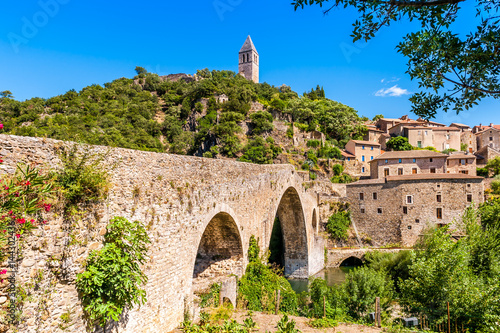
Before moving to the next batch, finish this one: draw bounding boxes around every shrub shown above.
[477,167,489,177]
[326,211,351,240]
[306,140,321,148]
[276,314,300,333]
[330,174,355,184]
[53,145,110,211]
[341,266,393,318]
[491,180,500,194]
[318,146,341,159]
[238,236,298,314]
[386,136,413,151]
[250,111,274,134]
[76,217,150,328]
[332,164,343,176]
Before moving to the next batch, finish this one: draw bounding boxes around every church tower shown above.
[238,35,259,83]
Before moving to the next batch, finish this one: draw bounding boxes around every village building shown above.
[346,174,484,247]
[445,153,477,175]
[476,126,500,151]
[238,35,259,83]
[368,150,448,179]
[343,140,381,175]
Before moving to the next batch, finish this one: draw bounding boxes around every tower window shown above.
[437,208,443,219]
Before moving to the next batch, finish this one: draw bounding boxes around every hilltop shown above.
[0,68,368,179]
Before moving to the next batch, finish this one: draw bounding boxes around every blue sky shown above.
[0,0,497,127]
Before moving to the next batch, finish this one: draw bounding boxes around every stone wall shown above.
[346,176,484,247]
[326,248,403,268]
[0,134,322,333]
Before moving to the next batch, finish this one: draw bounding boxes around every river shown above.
[287,267,356,294]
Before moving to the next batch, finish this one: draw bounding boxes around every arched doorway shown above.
[269,187,309,278]
[192,212,244,292]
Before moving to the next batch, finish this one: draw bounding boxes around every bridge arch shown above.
[192,211,244,292]
[269,186,309,278]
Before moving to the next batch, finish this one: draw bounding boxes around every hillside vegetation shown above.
[0,69,367,166]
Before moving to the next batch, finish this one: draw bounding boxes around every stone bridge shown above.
[326,248,404,267]
[0,135,324,333]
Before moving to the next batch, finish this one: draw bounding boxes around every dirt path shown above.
[232,310,384,333]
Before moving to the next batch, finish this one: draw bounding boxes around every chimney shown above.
[490,123,494,127]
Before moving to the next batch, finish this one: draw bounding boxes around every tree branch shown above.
[437,71,500,94]
[324,0,465,13]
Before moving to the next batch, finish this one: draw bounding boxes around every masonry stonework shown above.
[0,134,323,333]
[346,175,484,247]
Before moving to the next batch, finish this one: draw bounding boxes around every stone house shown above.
[460,130,477,154]
[475,145,500,166]
[432,127,461,151]
[346,174,484,246]
[476,126,500,151]
[446,153,477,175]
[369,150,448,179]
[344,140,381,175]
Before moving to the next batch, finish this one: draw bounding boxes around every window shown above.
[403,206,408,214]
[467,183,471,188]
[371,146,374,151]
[408,225,412,230]
[460,170,469,174]
[412,168,417,174]
[360,208,365,214]
[467,194,472,202]
[437,208,443,219]
[385,159,388,164]
[398,168,403,175]
[399,159,402,163]
[362,145,365,150]
[413,158,416,163]
[418,130,421,135]
[446,134,450,140]
[461,159,466,165]
[362,167,365,173]
[490,137,493,141]
[430,158,433,162]
[406,195,413,204]
[437,194,442,202]
[447,160,450,166]
[362,155,365,162]
[359,193,364,200]
[431,168,436,173]
[371,156,374,160]
[347,157,351,161]
[437,184,441,188]
[377,208,383,214]
[415,219,420,223]
[425,131,428,136]
[384,168,389,177]
[417,141,422,148]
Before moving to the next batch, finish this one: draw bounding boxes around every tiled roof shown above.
[349,140,381,146]
[447,154,476,159]
[433,127,460,131]
[341,150,355,158]
[372,150,447,161]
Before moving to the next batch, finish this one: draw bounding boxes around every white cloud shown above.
[375,85,411,97]
[381,77,400,84]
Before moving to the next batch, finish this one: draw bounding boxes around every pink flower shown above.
[30,219,35,223]
[25,181,31,186]
[42,220,48,225]
[4,186,9,190]
[0,123,4,129]
[15,234,20,239]
[43,203,51,212]
[8,210,13,215]
[17,218,26,224]
[0,269,6,275]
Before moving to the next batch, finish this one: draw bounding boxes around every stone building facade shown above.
[369,150,448,179]
[238,35,259,83]
[476,127,500,151]
[346,174,484,247]
[461,130,477,154]
[0,135,323,333]
[344,140,381,176]
[446,154,477,175]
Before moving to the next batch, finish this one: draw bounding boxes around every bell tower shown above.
[238,35,259,83]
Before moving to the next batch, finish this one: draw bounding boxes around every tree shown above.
[386,136,413,151]
[0,90,13,99]
[134,66,147,75]
[293,0,500,119]
[486,156,500,176]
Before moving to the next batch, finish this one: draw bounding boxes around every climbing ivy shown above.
[76,217,150,329]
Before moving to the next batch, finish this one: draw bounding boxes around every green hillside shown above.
[0,68,367,164]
